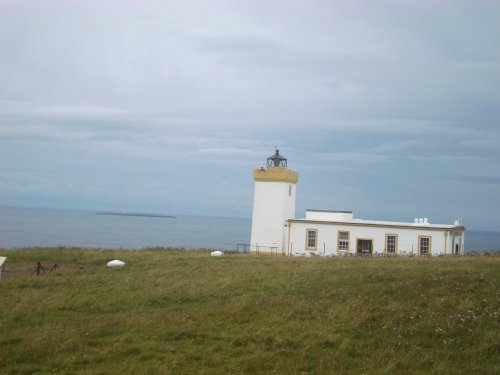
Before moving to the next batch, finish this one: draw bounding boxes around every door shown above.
[357,239,373,255]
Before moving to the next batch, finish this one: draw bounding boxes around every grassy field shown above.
[0,248,498,374]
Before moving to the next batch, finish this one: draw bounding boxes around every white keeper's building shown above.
[250,150,465,256]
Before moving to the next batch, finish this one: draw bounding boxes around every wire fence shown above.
[236,244,281,255]
[0,261,86,281]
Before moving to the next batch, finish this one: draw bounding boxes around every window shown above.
[338,231,350,251]
[306,229,317,250]
[385,234,398,254]
[289,184,292,196]
[419,236,431,255]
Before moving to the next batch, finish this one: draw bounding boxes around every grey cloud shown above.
[196,148,263,157]
[408,155,482,163]
[306,118,455,134]
[460,137,500,150]
[2,101,129,116]
[318,152,389,163]
[370,140,422,153]
[36,105,132,119]
[0,123,93,142]
[85,132,266,165]
[448,175,500,185]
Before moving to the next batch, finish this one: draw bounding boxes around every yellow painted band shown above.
[253,167,299,183]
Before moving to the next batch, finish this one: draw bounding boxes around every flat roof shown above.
[306,209,353,213]
[289,218,465,231]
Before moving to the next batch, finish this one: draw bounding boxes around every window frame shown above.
[385,233,398,254]
[305,228,318,251]
[418,235,432,256]
[337,230,350,252]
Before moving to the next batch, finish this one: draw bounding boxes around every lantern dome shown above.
[267,149,287,168]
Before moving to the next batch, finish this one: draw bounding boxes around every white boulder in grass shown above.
[107,259,126,267]
[210,251,224,257]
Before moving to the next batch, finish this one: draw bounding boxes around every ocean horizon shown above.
[1,206,499,252]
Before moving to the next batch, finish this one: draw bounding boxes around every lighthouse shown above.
[249,150,465,257]
[250,149,299,255]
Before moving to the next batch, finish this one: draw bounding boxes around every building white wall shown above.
[288,221,464,256]
[306,210,353,221]
[250,180,296,254]
[449,230,465,255]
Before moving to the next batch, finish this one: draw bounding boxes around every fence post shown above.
[36,261,46,276]
[0,257,5,281]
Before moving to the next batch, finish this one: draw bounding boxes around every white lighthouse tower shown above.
[250,149,299,255]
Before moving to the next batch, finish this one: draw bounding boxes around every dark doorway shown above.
[357,239,373,255]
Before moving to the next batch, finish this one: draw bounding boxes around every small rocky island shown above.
[96,212,176,219]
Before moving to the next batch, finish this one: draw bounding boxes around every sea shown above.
[0,207,250,250]
[0,206,499,252]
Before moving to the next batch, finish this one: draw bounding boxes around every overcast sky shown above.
[1,0,499,230]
